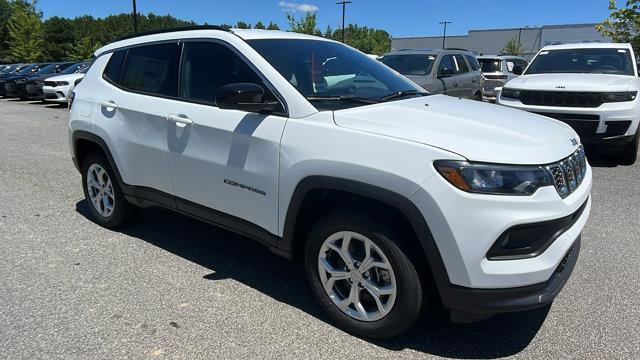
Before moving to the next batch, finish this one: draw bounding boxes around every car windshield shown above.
[17,65,36,74]
[478,59,502,73]
[247,39,424,110]
[380,54,436,76]
[526,48,635,75]
[35,64,58,75]
[60,63,89,75]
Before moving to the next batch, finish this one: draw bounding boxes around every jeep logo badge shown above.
[556,85,566,89]
[570,138,578,146]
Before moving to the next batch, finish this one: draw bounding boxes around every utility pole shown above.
[132,0,138,33]
[518,27,522,47]
[439,21,452,49]
[336,1,352,43]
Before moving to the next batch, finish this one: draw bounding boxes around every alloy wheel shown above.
[86,164,115,218]
[317,231,397,322]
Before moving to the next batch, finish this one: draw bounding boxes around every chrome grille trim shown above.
[544,146,587,198]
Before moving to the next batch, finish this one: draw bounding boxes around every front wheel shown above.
[304,209,424,339]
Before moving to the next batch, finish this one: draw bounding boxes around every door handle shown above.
[471,79,476,83]
[167,114,193,125]
[453,82,458,87]
[99,100,118,109]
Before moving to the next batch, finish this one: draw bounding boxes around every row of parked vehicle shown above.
[379,43,639,164]
[0,61,91,104]
[378,48,527,102]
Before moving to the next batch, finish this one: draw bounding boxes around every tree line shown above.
[0,0,392,63]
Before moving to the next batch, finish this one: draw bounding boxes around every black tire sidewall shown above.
[304,209,423,339]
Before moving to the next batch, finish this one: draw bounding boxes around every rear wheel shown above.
[473,92,482,101]
[304,209,424,339]
[81,152,138,228]
[620,132,638,165]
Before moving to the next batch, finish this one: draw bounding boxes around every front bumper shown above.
[497,96,640,147]
[439,237,580,321]
[25,83,44,99]
[43,85,72,103]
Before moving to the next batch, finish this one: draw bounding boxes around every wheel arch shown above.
[282,176,448,276]
[72,130,126,186]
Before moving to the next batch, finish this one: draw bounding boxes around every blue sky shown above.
[39,0,612,38]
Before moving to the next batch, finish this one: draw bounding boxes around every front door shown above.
[164,40,286,237]
[437,54,463,97]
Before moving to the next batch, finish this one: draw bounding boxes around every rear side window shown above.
[464,54,480,71]
[119,43,181,96]
[103,50,126,84]
[453,54,469,73]
[179,41,277,105]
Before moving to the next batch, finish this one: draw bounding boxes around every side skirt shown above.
[122,185,291,260]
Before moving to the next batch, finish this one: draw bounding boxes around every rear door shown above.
[163,40,286,237]
[96,43,181,200]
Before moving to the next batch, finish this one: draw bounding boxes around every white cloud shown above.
[278,1,319,12]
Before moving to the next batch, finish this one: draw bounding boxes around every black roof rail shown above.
[444,47,471,52]
[113,25,230,42]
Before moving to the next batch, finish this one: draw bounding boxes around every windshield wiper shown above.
[306,95,380,104]
[379,89,428,101]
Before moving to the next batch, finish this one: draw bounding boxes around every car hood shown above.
[45,73,85,82]
[506,73,637,92]
[333,95,579,164]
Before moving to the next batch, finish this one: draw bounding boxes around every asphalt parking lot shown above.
[0,98,638,359]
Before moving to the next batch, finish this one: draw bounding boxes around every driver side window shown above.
[438,55,455,76]
[179,41,277,105]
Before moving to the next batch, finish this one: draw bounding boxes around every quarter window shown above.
[453,54,469,73]
[103,50,126,84]
[179,41,278,105]
[119,43,181,96]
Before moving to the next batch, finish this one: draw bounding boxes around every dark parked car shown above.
[4,63,53,98]
[15,62,76,100]
[0,64,31,96]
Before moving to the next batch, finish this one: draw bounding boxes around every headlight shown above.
[57,81,69,86]
[500,87,521,100]
[434,160,552,195]
[602,91,637,103]
[16,78,27,84]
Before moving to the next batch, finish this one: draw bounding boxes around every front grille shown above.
[44,81,56,87]
[545,146,587,198]
[520,91,604,108]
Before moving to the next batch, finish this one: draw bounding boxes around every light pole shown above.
[132,0,138,33]
[439,21,451,49]
[336,1,352,43]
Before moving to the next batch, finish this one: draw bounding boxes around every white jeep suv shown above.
[69,27,591,339]
[498,43,640,164]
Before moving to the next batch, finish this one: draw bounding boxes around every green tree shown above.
[286,12,321,36]
[324,24,392,55]
[0,0,12,61]
[501,36,524,56]
[267,21,280,30]
[254,21,265,29]
[597,0,640,52]
[69,36,100,61]
[42,16,75,61]
[235,21,252,29]
[6,0,44,62]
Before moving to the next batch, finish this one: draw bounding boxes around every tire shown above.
[473,92,482,101]
[620,132,638,165]
[304,208,424,339]
[81,152,138,228]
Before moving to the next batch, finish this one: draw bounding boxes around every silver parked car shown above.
[380,49,484,100]
[477,55,528,102]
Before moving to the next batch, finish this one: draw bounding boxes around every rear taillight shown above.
[485,75,509,80]
[68,90,75,110]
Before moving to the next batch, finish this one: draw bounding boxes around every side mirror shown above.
[438,68,454,78]
[215,83,279,113]
[512,64,525,75]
